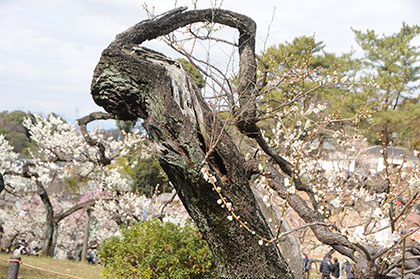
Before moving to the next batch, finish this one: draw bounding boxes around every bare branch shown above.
[77,112,114,166]
[264,161,362,262]
[54,198,111,223]
[188,28,238,47]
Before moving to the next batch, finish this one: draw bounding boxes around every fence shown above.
[1,256,85,279]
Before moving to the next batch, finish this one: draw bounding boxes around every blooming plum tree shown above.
[0,113,150,257]
[89,6,420,279]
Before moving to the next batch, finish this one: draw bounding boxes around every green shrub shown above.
[99,220,216,279]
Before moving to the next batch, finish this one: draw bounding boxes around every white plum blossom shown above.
[372,219,394,248]
[0,134,19,173]
[348,226,365,243]
[330,198,341,208]
[201,166,217,183]
[263,195,270,203]
[103,168,131,191]
[286,185,296,194]
[0,114,170,259]
[372,208,384,220]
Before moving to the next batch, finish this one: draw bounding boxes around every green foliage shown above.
[260,36,361,109]
[262,36,331,71]
[0,110,36,156]
[353,23,420,107]
[261,36,359,75]
[259,28,420,149]
[258,36,364,138]
[64,175,80,192]
[353,23,420,146]
[110,135,169,196]
[99,220,216,279]
[116,119,137,133]
[132,156,170,195]
[177,58,206,90]
[63,171,90,193]
[375,97,420,148]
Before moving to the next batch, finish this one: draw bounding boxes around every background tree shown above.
[0,110,36,157]
[131,156,169,195]
[177,58,206,90]
[353,23,420,147]
[0,113,146,257]
[116,119,137,133]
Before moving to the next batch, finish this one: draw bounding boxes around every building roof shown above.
[364,145,419,161]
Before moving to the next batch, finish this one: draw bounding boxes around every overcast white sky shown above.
[1,0,419,123]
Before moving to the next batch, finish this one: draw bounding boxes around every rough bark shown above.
[253,189,305,279]
[91,7,293,279]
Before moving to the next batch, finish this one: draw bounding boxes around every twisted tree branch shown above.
[77,112,113,166]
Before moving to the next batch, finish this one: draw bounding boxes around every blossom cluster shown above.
[0,134,19,172]
[0,114,164,259]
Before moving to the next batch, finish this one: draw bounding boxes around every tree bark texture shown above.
[91,7,294,279]
[253,189,304,279]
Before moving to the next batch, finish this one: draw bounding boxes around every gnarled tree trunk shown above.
[91,7,294,279]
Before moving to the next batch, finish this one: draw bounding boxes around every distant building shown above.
[315,139,357,175]
[363,145,419,173]
[315,140,419,176]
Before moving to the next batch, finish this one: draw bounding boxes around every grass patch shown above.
[0,253,338,278]
[0,253,103,279]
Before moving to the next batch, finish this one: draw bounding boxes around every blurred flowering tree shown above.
[0,113,148,257]
[89,6,420,279]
